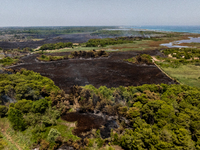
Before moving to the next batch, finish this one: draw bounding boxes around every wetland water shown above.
[160,37,200,48]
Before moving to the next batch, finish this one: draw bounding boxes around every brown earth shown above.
[9,50,176,94]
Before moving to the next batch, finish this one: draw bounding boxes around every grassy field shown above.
[45,46,102,53]
[160,64,200,88]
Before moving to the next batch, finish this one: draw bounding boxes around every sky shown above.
[0,0,200,26]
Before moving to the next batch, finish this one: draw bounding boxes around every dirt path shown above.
[1,127,22,150]
[0,123,22,150]
[151,56,160,62]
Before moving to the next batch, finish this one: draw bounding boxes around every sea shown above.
[126,26,200,34]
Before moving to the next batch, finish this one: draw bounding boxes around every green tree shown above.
[8,108,26,131]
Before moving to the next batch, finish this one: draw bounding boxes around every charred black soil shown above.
[61,113,105,136]
[61,112,119,138]
[0,33,99,49]
[10,50,177,93]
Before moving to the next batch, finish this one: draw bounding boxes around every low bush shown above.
[70,50,108,58]
[0,132,7,150]
[37,54,68,61]
[47,128,61,143]
[0,57,19,66]
[124,54,153,65]
[136,54,153,65]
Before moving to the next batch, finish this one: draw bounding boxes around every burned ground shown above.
[61,112,119,138]
[61,112,105,137]
[10,50,176,94]
[0,33,99,49]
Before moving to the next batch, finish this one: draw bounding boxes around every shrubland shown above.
[1,69,200,149]
[74,84,200,150]
[70,50,108,58]
[0,69,78,149]
[155,48,200,88]
[85,37,135,47]
[156,48,200,68]
[37,50,108,62]
[0,57,19,66]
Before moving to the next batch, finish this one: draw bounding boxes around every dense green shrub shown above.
[0,69,59,100]
[39,42,73,50]
[85,37,134,47]
[14,99,33,113]
[32,99,48,114]
[8,108,27,131]
[0,105,8,117]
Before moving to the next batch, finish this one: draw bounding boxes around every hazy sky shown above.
[0,0,200,26]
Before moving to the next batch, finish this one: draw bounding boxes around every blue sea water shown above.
[127,26,200,34]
